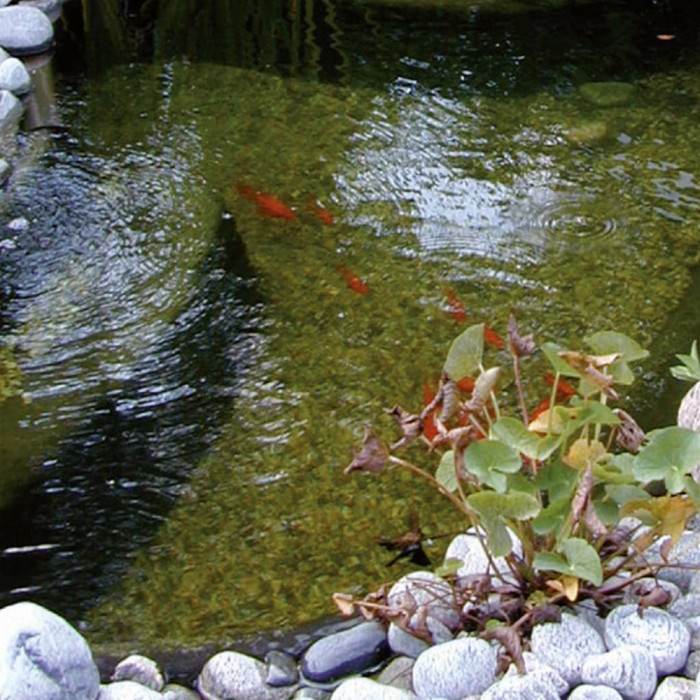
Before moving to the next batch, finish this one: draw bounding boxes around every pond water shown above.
[1,0,700,651]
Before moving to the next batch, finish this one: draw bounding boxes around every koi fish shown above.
[484,326,504,350]
[543,373,577,400]
[444,288,467,324]
[337,266,369,295]
[236,183,296,220]
[306,200,335,225]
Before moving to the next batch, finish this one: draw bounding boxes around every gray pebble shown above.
[266,649,299,687]
[111,654,165,691]
[581,644,657,700]
[479,670,560,699]
[329,677,415,699]
[568,685,624,700]
[653,675,696,700]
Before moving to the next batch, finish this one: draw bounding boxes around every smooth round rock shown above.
[581,645,657,700]
[387,622,429,658]
[444,529,521,586]
[530,613,606,685]
[162,684,201,700]
[480,670,560,700]
[265,649,299,687]
[197,651,295,700]
[0,601,100,700]
[0,56,31,94]
[502,651,569,695]
[579,81,635,107]
[0,6,53,55]
[98,681,163,700]
[654,675,696,700]
[330,677,414,699]
[388,571,460,630]
[18,0,63,23]
[375,656,414,693]
[111,654,164,691]
[605,604,691,674]
[568,685,624,700]
[0,88,22,129]
[300,620,388,684]
[412,636,498,698]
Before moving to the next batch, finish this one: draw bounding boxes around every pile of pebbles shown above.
[4,525,700,699]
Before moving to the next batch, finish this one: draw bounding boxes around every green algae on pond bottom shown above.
[83,63,700,648]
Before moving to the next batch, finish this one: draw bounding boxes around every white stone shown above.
[444,528,521,585]
[0,601,100,700]
[0,88,22,130]
[654,675,695,700]
[0,6,53,55]
[605,604,691,675]
[479,670,560,699]
[197,651,295,700]
[388,571,460,631]
[530,612,606,685]
[652,533,700,593]
[330,677,415,699]
[568,686,624,699]
[0,57,30,94]
[388,622,429,658]
[162,684,201,700]
[412,636,497,698]
[502,651,569,695]
[98,681,163,700]
[581,644,657,700]
[111,654,165,691]
[18,0,63,23]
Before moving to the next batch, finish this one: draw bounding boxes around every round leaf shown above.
[444,324,484,381]
[436,450,459,492]
[633,427,700,487]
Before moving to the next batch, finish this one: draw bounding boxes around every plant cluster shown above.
[335,317,700,656]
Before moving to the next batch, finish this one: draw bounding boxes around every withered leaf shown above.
[332,592,356,617]
[571,464,595,528]
[482,625,525,674]
[507,314,536,358]
[344,427,389,474]
[584,364,620,400]
[637,586,672,614]
[613,408,646,453]
[440,376,460,423]
[387,405,423,450]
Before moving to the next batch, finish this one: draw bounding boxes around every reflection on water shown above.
[2,0,700,646]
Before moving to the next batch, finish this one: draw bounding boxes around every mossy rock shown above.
[565,120,609,145]
[579,82,635,107]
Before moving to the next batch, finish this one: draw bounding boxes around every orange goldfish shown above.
[444,288,467,324]
[544,373,577,400]
[306,201,335,225]
[236,183,296,220]
[337,266,370,295]
[484,326,504,350]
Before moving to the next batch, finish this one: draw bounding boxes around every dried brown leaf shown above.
[440,376,460,423]
[344,427,389,474]
[613,408,646,453]
[482,625,525,674]
[332,592,356,617]
[387,405,423,450]
[507,314,536,358]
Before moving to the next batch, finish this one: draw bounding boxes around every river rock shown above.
[501,651,569,695]
[0,88,22,129]
[197,651,295,700]
[479,669,560,700]
[162,684,201,700]
[376,656,415,692]
[0,5,53,55]
[605,604,691,674]
[0,56,31,94]
[330,677,415,699]
[654,675,696,699]
[530,612,606,685]
[387,623,429,658]
[579,81,635,107]
[670,594,700,621]
[97,681,163,700]
[581,644,657,700]
[19,0,63,23]
[567,686,624,699]
[0,601,100,700]
[300,620,388,684]
[387,571,461,631]
[265,649,299,687]
[110,654,165,691]
[293,688,331,699]
[411,636,498,699]
[444,529,521,585]
[652,532,700,592]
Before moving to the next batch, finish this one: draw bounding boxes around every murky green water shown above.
[2,0,700,650]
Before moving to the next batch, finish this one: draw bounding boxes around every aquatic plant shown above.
[336,317,700,660]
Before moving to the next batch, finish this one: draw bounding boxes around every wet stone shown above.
[411,636,498,699]
[605,604,691,675]
[265,649,299,687]
[329,677,415,699]
[0,6,53,55]
[197,651,295,700]
[530,612,606,686]
[300,620,389,684]
[581,644,657,700]
[0,56,30,95]
[111,654,165,691]
[98,680,163,699]
[0,89,22,129]
[567,686,624,700]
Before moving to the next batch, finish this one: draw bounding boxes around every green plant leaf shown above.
[444,324,484,381]
[532,497,571,535]
[534,459,578,502]
[436,450,459,492]
[533,537,603,586]
[584,331,649,363]
[605,483,651,505]
[542,342,582,378]
[633,426,700,492]
[434,557,463,577]
[465,439,523,493]
[491,417,561,460]
[671,341,700,382]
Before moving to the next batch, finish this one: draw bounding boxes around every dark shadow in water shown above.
[0,211,263,621]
